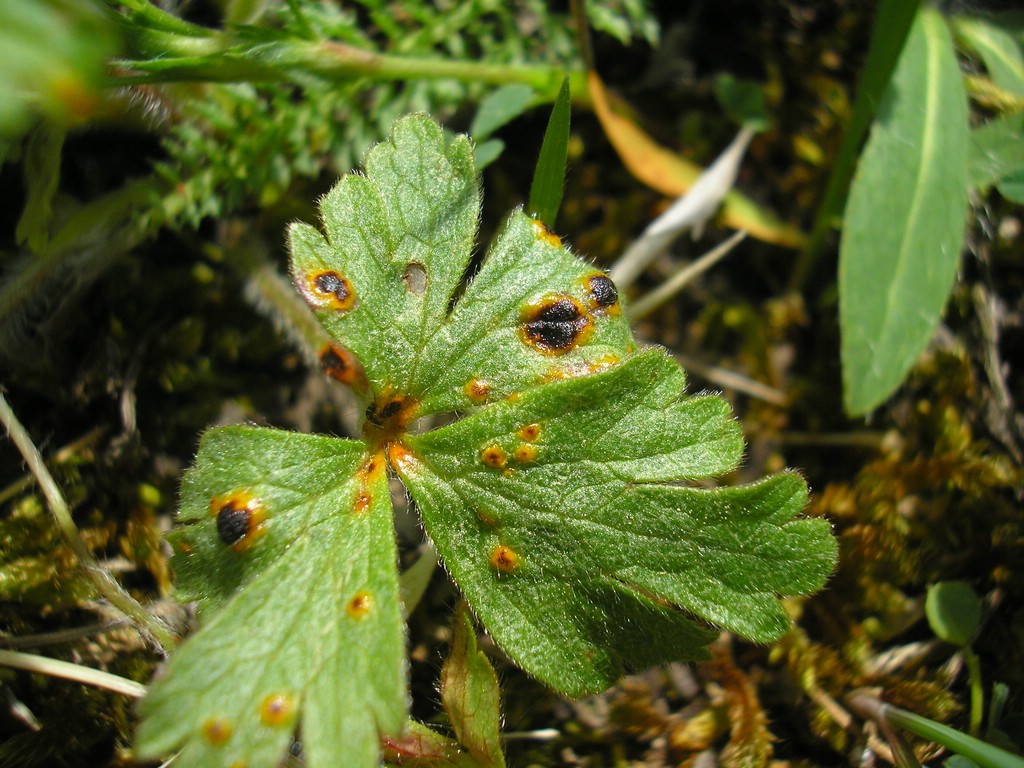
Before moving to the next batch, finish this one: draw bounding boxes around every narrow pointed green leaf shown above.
[136,428,405,768]
[839,8,969,415]
[807,0,921,258]
[399,350,836,696]
[440,604,506,768]
[527,76,571,228]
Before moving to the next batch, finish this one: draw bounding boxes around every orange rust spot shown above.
[531,218,562,248]
[480,444,507,469]
[539,366,574,383]
[589,354,620,373]
[477,508,498,527]
[519,294,592,355]
[490,544,520,573]
[354,490,372,514]
[363,390,420,447]
[209,491,267,552]
[464,378,491,404]
[513,444,538,464]
[176,539,193,555]
[50,73,99,120]
[303,270,356,312]
[353,453,385,514]
[259,693,295,727]
[506,392,521,403]
[516,423,541,442]
[318,343,368,392]
[202,716,233,745]
[347,590,372,619]
[386,441,418,475]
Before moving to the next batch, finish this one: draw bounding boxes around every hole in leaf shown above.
[520,295,592,354]
[402,261,427,295]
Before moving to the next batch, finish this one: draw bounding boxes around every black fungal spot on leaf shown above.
[363,393,420,447]
[520,295,592,354]
[586,274,619,311]
[319,343,368,392]
[216,505,250,546]
[307,270,356,312]
[210,492,266,551]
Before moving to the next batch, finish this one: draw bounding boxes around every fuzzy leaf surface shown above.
[140,114,838,766]
[399,350,836,696]
[136,428,405,768]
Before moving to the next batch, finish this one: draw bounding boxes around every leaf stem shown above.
[0,649,147,698]
[109,39,586,102]
[847,689,1024,768]
[963,646,984,737]
[0,393,176,653]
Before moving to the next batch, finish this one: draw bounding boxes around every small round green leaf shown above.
[926,580,981,647]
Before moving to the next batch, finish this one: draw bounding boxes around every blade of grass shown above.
[528,76,571,228]
[0,649,147,698]
[627,231,747,320]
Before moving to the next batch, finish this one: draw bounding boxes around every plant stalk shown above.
[0,393,176,652]
[0,649,147,698]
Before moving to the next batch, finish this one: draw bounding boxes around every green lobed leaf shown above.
[288,115,480,400]
[141,114,838,765]
[399,349,835,695]
[839,7,969,415]
[136,428,405,768]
